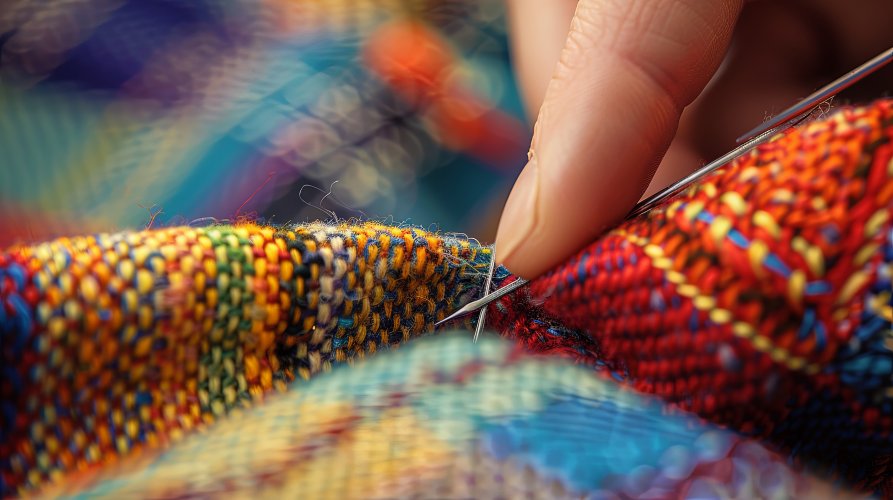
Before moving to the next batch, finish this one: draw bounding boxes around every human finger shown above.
[496,0,744,278]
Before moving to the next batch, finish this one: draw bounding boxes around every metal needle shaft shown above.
[435,278,529,327]
[435,45,893,334]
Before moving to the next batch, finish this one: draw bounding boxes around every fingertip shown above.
[495,155,628,280]
[494,160,542,278]
[497,0,745,280]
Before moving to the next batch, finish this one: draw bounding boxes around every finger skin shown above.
[506,0,578,120]
[496,0,744,279]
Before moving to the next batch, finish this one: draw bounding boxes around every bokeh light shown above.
[0,0,529,245]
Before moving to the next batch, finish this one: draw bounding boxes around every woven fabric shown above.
[33,336,862,499]
[492,99,893,488]
[1,100,892,497]
[1,222,490,494]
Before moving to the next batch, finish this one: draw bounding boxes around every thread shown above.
[3,100,893,496]
[0,221,491,494]
[504,98,893,487]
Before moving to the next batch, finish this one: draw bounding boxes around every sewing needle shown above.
[471,246,497,342]
[435,277,528,328]
[435,45,893,327]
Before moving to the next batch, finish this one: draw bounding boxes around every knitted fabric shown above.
[1,100,892,497]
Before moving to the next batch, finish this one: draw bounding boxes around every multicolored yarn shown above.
[30,336,864,499]
[0,222,490,494]
[492,99,893,488]
[1,100,892,497]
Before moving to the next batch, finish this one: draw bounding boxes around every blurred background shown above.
[0,0,529,246]
[1,1,890,248]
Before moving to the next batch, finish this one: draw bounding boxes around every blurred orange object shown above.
[365,19,527,167]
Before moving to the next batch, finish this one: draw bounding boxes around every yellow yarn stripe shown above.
[617,229,821,375]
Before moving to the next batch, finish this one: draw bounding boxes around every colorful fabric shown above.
[494,100,893,489]
[31,336,864,499]
[2,100,893,497]
[0,222,490,494]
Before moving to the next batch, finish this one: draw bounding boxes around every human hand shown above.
[496,0,891,278]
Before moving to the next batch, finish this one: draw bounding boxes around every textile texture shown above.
[1,100,892,497]
[490,99,893,488]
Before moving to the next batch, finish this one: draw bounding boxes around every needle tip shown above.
[434,307,468,328]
